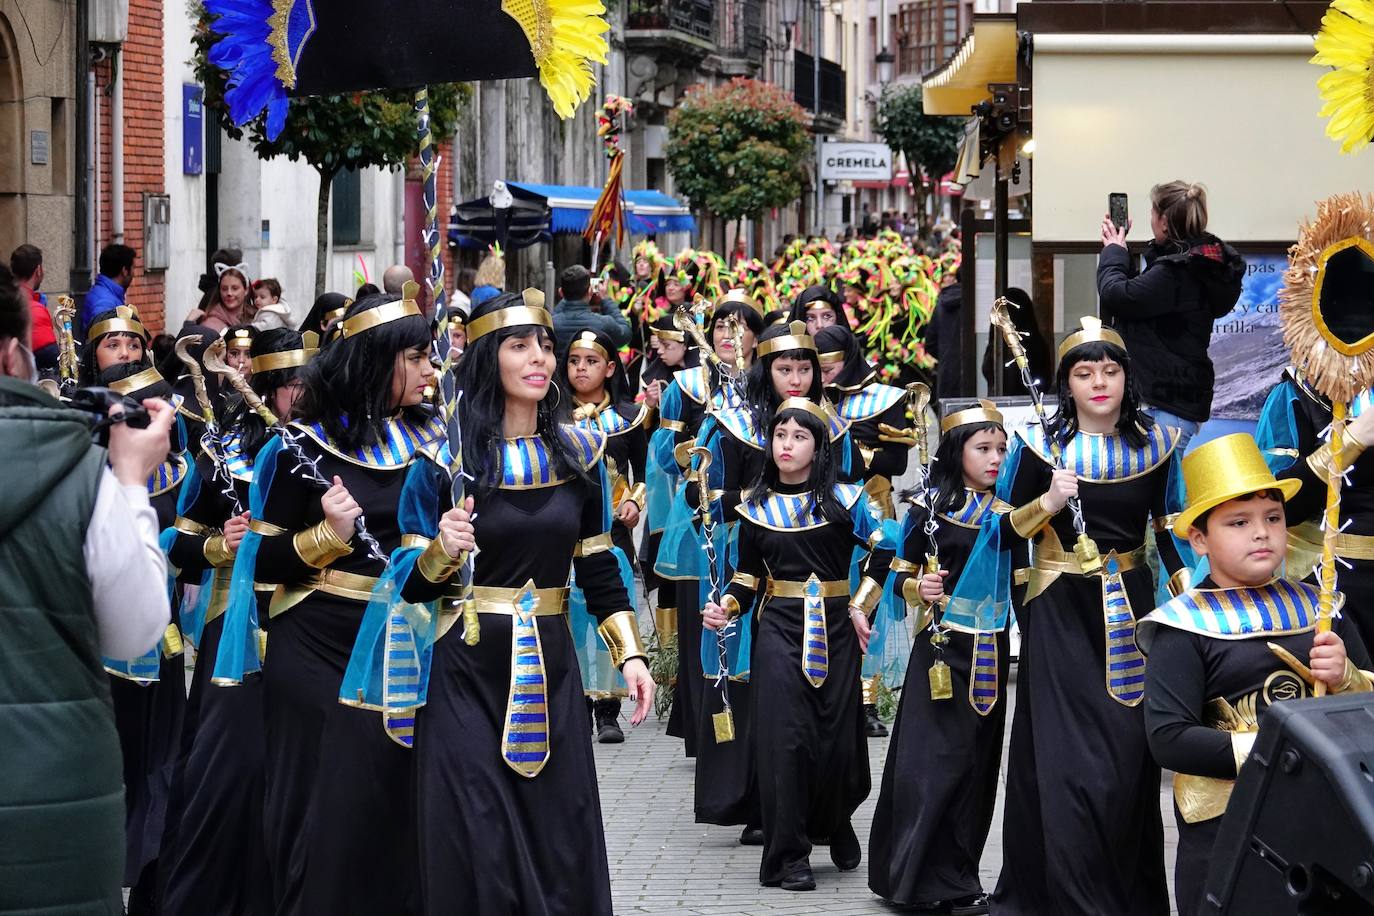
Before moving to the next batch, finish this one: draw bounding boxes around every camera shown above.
[68,386,152,448]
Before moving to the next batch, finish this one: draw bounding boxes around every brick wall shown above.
[94,0,166,334]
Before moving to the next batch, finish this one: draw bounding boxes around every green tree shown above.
[191,4,467,298]
[666,78,811,247]
[876,85,964,231]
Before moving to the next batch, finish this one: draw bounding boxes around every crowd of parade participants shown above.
[27,218,1374,916]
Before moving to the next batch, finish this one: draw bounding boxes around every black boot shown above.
[864,703,889,738]
[594,698,625,744]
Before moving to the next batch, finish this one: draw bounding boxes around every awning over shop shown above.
[922,15,1019,116]
[508,183,697,236]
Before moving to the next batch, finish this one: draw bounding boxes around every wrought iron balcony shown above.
[715,0,766,66]
[793,51,847,126]
[626,0,717,54]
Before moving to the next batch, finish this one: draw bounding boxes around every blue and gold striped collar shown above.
[943,489,1009,528]
[498,426,606,489]
[1137,579,1333,653]
[735,482,863,531]
[1020,423,1179,483]
[291,412,446,469]
[837,384,905,422]
[147,453,188,496]
[573,398,647,437]
[221,430,254,482]
[715,403,849,451]
[674,365,710,405]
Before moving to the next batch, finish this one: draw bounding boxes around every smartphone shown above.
[1108,192,1129,231]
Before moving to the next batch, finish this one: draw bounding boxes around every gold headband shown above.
[250,347,314,373]
[340,297,423,339]
[756,320,817,359]
[569,330,610,360]
[715,287,764,317]
[107,366,165,396]
[806,299,837,313]
[940,398,1004,433]
[226,328,254,343]
[88,305,148,343]
[1058,316,1127,363]
[817,350,846,366]
[775,396,831,426]
[650,326,686,343]
[465,289,553,343]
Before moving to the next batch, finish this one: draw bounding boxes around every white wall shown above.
[161,0,206,326]
[1033,36,1371,243]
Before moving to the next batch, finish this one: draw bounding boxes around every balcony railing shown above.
[626,0,715,41]
[716,0,766,63]
[793,51,847,122]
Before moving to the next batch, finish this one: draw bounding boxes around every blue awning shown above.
[507,182,696,236]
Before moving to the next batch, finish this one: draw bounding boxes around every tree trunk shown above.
[314,167,337,300]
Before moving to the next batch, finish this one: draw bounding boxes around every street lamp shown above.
[780,0,800,49]
[875,48,895,88]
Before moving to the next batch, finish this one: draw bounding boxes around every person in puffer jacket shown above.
[1097,181,1245,451]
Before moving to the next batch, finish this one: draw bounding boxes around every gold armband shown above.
[1308,437,1367,483]
[623,482,647,509]
[249,519,287,536]
[1010,494,1057,539]
[730,571,761,591]
[720,594,742,619]
[1153,514,1179,534]
[659,418,685,432]
[173,516,212,536]
[401,534,432,550]
[574,531,614,557]
[203,534,236,568]
[293,519,354,569]
[1231,732,1258,775]
[1166,567,1192,599]
[597,610,648,668]
[852,577,883,619]
[900,576,929,612]
[1334,659,1374,695]
[889,557,921,575]
[416,537,465,584]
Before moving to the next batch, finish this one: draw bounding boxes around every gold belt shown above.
[468,585,569,616]
[766,578,851,599]
[1014,541,1148,603]
[270,568,382,617]
[1289,521,1374,561]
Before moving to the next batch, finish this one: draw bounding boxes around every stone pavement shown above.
[594,670,1181,916]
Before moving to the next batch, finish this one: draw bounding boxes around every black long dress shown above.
[991,423,1184,916]
[158,434,272,916]
[411,426,634,915]
[1139,577,1373,916]
[105,451,188,909]
[719,481,894,885]
[869,488,1010,906]
[250,413,444,916]
[1258,373,1374,653]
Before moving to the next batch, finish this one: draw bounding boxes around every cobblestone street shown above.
[595,671,1181,915]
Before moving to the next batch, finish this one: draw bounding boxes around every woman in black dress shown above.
[232,291,441,915]
[158,328,309,916]
[868,401,1009,913]
[564,325,649,742]
[991,318,1186,915]
[703,399,894,891]
[403,290,654,915]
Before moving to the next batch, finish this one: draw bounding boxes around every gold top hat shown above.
[941,398,1004,433]
[1173,433,1302,535]
[1058,315,1126,363]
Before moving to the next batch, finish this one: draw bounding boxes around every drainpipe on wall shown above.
[71,0,92,302]
[111,47,124,243]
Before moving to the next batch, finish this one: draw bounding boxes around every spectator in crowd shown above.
[198,263,255,332]
[924,265,963,403]
[0,263,173,914]
[251,277,293,330]
[981,287,1053,396]
[193,247,244,318]
[1098,181,1245,451]
[471,248,505,308]
[551,264,631,354]
[82,243,135,334]
[355,282,381,299]
[452,267,477,313]
[149,333,176,372]
[9,244,57,372]
[382,264,414,296]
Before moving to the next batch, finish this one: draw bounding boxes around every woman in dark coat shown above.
[1097,181,1245,449]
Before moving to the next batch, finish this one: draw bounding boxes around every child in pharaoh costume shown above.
[1139,433,1372,916]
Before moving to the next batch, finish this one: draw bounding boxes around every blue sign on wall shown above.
[183,84,203,175]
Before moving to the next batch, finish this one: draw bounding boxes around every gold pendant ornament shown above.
[713,708,736,743]
[929,629,953,701]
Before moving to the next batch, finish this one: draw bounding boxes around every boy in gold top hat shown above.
[1138,432,1373,916]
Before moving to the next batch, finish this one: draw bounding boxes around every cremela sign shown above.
[819,142,893,182]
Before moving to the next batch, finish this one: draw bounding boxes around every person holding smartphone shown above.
[1096,182,1246,451]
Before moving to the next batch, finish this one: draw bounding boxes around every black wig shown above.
[815,324,874,393]
[225,327,308,457]
[788,284,853,329]
[744,323,824,433]
[744,405,848,526]
[453,291,592,495]
[1050,340,1150,449]
[97,361,183,455]
[640,314,699,388]
[298,291,351,338]
[80,308,150,386]
[292,293,433,452]
[924,420,1006,516]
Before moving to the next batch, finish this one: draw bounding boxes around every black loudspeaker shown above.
[1201,692,1374,914]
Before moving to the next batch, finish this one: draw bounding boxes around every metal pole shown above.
[992,155,1008,397]
[71,0,91,304]
[812,0,822,236]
